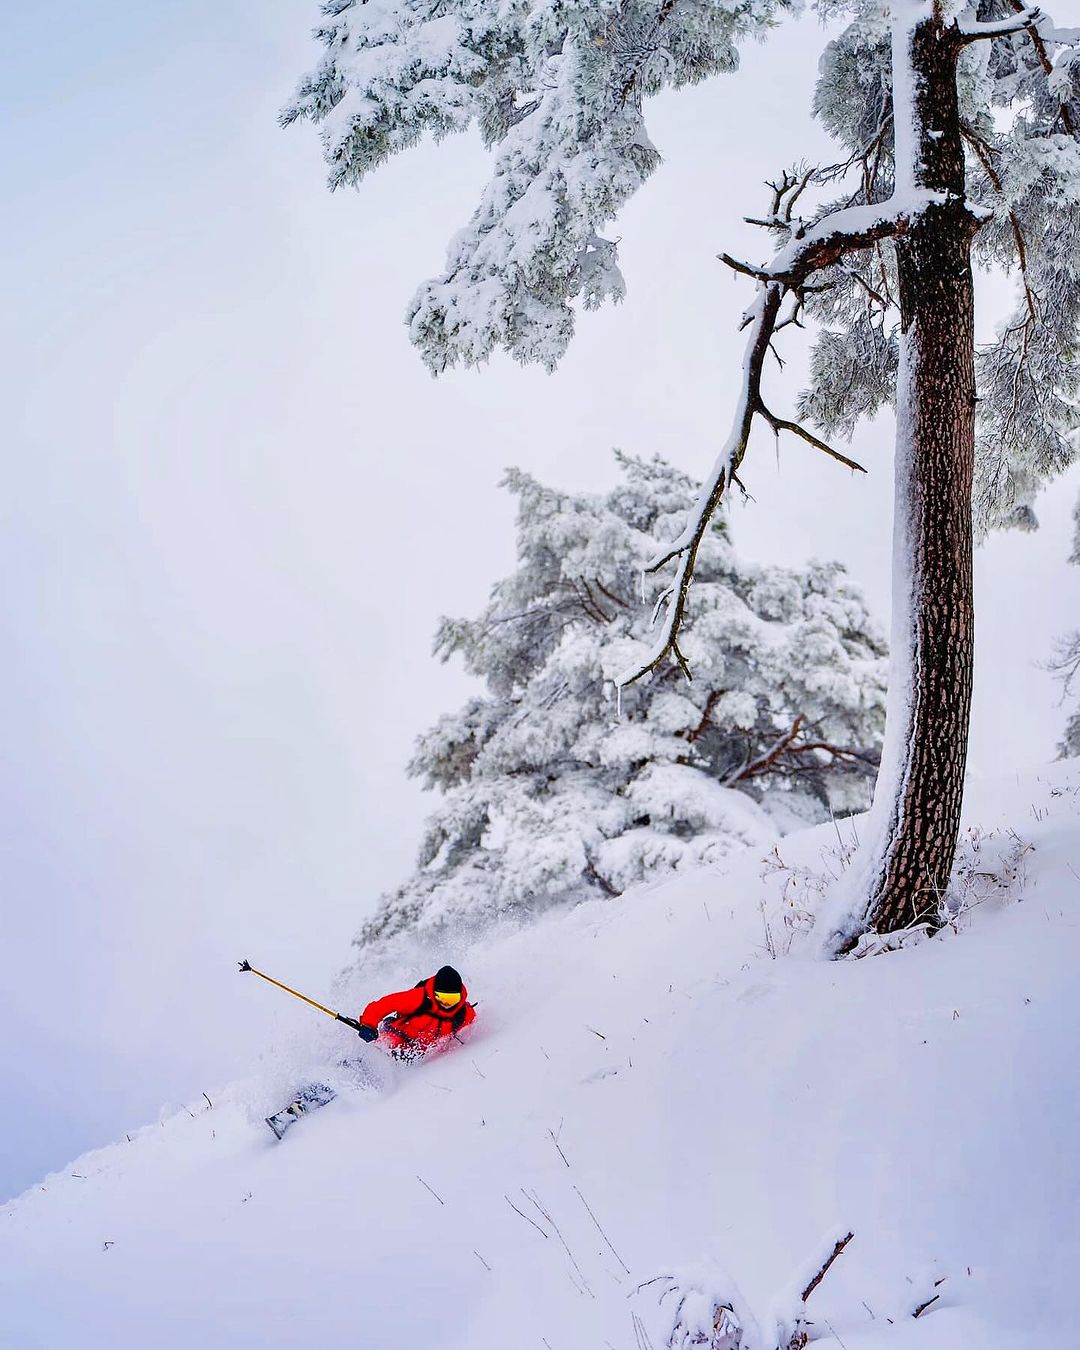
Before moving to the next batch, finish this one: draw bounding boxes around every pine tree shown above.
[286,1,1080,951]
[363,452,885,943]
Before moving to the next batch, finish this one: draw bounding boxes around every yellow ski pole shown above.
[238,959,365,1033]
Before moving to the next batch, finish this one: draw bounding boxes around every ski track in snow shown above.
[3,763,1079,1349]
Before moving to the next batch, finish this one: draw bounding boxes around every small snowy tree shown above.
[363,453,885,942]
[286,1,1080,952]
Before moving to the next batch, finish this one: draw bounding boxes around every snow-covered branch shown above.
[726,191,944,287]
[615,186,938,691]
[613,283,782,686]
[957,6,1041,44]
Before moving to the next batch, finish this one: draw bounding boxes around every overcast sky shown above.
[3,1,1077,1202]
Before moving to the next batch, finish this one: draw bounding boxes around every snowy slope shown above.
[4,764,1079,1350]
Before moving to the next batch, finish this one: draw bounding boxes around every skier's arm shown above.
[359,986,426,1032]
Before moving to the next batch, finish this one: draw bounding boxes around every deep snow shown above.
[3,762,1079,1349]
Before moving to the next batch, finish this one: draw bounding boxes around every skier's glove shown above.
[356,1024,379,1043]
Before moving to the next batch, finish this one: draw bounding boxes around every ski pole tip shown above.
[238,959,252,973]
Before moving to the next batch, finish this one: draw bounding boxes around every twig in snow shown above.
[526,1190,593,1297]
[586,1026,607,1040]
[417,1174,445,1206]
[913,1276,947,1319]
[549,1129,571,1168]
[631,1311,657,1350]
[801,1230,855,1303]
[506,1194,550,1239]
[474,1249,492,1271]
[202,1092,213,1110]
[573,1184,631,1274]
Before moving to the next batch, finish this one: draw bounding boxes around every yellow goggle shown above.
[433,990,462,1008]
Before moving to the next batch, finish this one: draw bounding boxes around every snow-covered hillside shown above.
[4,764,1079,1349]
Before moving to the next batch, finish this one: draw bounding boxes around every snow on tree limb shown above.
[957,7,1042,44]
[614,182,945,691]
[613,283,781,687]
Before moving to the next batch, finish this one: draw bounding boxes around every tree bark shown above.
[852,7,980,943]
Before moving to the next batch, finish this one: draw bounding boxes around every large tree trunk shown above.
[843,5,980,947]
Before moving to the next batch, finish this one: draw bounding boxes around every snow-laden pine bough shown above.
[285,0,1080,955]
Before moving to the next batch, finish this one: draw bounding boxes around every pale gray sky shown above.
[2,2,1077,1201]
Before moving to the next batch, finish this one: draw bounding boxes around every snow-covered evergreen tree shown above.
[286,0,1079,951]
[803,2,1080,538]
[281,0,795,370]
[363,453,885,942]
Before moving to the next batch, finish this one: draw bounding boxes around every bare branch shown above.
[758,402,868,473]
[724,717,804,784]
[744,214,794,233]
[839,262,891,311]
[719,253,776,283]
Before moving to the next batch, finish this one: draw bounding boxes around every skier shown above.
[260,963,476,1138]
[356,964,476,1060]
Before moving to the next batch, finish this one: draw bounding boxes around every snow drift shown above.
[3,763,1078,1349]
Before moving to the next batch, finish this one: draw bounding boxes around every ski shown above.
[265,1082,337,1139]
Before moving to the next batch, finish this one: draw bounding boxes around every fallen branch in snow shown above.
[912,1277,947,1319]
[800,1230,855,1303]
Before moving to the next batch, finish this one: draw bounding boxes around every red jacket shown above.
[360,976,476,1058]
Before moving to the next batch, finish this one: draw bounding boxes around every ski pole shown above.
[238,959,365,1033]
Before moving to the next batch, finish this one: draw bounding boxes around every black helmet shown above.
[433,965,464,995]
